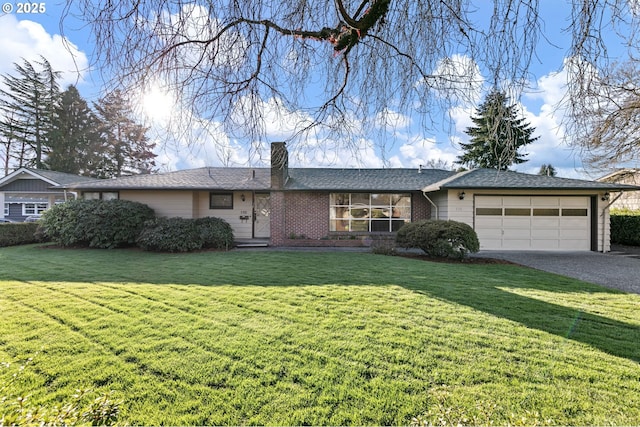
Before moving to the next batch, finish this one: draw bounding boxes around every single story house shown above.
[0,168,98,222]
[597,168,640,211]
[62,142,640,252]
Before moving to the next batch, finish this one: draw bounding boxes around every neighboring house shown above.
[62,142,639,252]
[597,168,640,211]
[0,168,99,222]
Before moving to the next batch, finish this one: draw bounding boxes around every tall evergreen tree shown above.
[46,85,101,175]
[456,89,538,171]
[538,164,557,177]
[0,57,61,170]
[93,89,156,178]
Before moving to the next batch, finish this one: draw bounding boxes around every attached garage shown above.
[474,195,593,251]
[421,168,640,252]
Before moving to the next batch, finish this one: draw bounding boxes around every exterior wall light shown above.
[458,191,465,200]
[241,194,246,202]
[601,192,610,201]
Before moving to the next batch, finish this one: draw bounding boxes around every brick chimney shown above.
[271,142,289,190]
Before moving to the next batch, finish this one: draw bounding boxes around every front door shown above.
[254,193,270,238]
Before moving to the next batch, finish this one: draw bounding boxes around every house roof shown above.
[597,168,640,183]
[0,168,100,188]
[423,168,640,192]
[62,168,272,191]
[285,168,455,191]
[61,166,640,193]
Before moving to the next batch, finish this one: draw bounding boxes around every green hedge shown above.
[41,199,155,248]
[396,219,480,259]
[137,217,234,252]
[0,222,40,247]
[610,211,640,246]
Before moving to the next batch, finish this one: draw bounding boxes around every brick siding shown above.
[270,191,431,246]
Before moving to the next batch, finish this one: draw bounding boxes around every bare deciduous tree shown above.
[62,1,639,160]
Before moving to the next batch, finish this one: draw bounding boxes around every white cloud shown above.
[427,54,484,106]
[374,109,412,130]
[0,14,88,86]
[393,137,458,169]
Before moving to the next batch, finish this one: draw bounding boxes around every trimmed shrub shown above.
[137,217,203,252]
[396,219,480,259]
[0,222,40,247]
[195,216,234,250]
[137,217,235,252]
[610,210,640,246]
[41,199,155,248]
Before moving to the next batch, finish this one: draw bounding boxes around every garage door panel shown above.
[532,218,560,228]
[560,239,590,250]
[480,239,502,250]
[560,228,589,239]
[504,198,532,207]
[476,217,503,228]
[560,218,589,228]
[504,228,531,239]
[533,196,561,206]
[503,217,531,227]
[502,239,533,249]
[533,229,560,238]
[476,196,504,207]
[562,198,590,208]
[474,196,591,251]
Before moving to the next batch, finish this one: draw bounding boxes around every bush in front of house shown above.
[396,219,480,259]
[610,209,640,246]
[0,222,40,247]
[136,217,234,252]
[195,216,234,250]
[41,199,155,248]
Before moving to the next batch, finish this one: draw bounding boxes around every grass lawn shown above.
[1,244,639,425]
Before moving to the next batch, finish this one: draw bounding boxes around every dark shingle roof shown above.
[64,168,271,191]
[24,169,101,186]
[63,166,640,193]
[285,168,455,191]
[427,169,640,191]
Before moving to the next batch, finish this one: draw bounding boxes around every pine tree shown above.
[93,90,156,178]
[0,57,60,170]
[456,89,538,171]
[46,85,101,175]
[538,164,557,177]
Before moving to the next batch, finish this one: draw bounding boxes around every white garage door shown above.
[475,196,591,250]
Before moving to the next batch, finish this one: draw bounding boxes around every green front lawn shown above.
[1,245,639,425]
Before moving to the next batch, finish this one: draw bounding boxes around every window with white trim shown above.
[23,203,48,215]
[330,193,411,232]
[3,203,8,216]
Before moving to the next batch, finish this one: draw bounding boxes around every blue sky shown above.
[0,2,625,178]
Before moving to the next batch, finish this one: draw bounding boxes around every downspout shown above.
[600,191,623,253]
[422,191,438,220]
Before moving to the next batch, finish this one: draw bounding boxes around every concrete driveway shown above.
[474,250,640,294]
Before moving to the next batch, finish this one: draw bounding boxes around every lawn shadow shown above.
[403,274,640,364]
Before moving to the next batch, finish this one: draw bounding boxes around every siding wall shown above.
[609,174,640,211]
[119,190,195,218]
[2,179,52,192]
[120,190,258,239]
[195,191,255,239]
